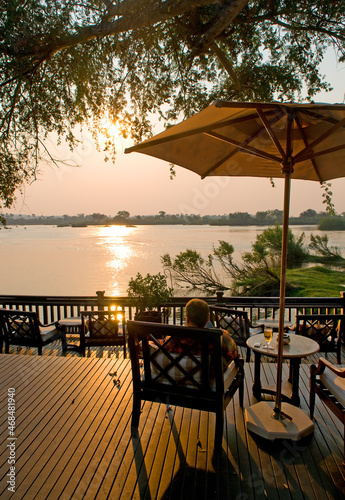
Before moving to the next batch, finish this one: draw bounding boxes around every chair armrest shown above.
[310,357,345,377]
[248,323,264,334]
[234,356,244,372]
[39,320,59,328]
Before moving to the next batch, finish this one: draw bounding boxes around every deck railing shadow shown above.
[250,430,344,496]
[131,404,239,500]
[131,433,152,500]
[3,336,344,367]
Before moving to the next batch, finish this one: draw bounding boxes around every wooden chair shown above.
[80,310,126,357]
[0,309,64,355]
[209,305,263,362]
[310,357,345,465]
[127,320,244,451]
[296,314,344,363]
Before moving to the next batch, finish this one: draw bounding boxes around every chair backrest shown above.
[127,320,225,407]
[134,310,164,323]
[80,310,120,339]
[0,309,41,343]
[296,314,344,362]
[209,306,249,347]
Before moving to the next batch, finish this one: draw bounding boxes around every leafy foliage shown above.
[252,224,307,268]
[127,272,173,311]
[318,216,345,230]
[321,183,336,215]
[309,234,345,263]
[161,249,228,290]
[162,225,344,296]
[1,1,345,212]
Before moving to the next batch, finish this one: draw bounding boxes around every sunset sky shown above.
[6,52,345,218]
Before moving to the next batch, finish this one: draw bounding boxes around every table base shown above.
[62,340,82,354]
[257,380,300,406]
[252,352,301,406]
[245,401,314,441]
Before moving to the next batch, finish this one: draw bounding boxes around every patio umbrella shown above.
[125,100,345,435]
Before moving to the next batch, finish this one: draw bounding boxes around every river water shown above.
[0,224,344,296]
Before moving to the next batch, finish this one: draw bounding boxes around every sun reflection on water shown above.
[96,225,137,295]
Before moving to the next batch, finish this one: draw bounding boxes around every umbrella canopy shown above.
[125,100,345,420]
[126,100,345,182]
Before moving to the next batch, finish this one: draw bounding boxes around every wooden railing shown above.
[1,291,344,326]
[211,292,345,323]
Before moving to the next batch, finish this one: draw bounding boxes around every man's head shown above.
[185,298,210,328]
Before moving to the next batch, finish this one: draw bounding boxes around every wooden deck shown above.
[0,343,344,500]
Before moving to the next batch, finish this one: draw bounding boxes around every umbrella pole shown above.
[273,167,291,419]
[245,162,313,440]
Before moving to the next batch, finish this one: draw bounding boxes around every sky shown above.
[6,51,345,219]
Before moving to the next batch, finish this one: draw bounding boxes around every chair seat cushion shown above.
[249,326,263,335]
[90,319,118,338]
[148,344,238,391]
[221,316,241,336]
[299,324,332,341]
[10,320,31,336]
[320,368,345,407]
[40,326,59,342]
[149,346,202,387]
[221,361,238,389]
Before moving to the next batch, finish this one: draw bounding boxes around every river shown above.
[0,224,344,296]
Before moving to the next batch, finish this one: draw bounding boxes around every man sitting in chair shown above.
[166,298,238,371]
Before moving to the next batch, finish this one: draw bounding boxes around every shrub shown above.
[127,272,173,312]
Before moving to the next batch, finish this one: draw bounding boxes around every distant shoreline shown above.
[3,208,345,231]
[3,220,345,230]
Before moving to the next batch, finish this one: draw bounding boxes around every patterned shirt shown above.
[163,328,238,371]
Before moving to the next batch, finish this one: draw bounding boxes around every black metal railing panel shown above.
[0,291,344,326]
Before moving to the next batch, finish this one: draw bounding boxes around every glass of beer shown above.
[263,328,274,349]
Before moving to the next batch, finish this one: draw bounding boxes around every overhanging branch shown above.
[5,0,228,61]
[210,42,241,90]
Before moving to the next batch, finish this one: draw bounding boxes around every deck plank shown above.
[6,358,120,498]
[63,360,134,499]
[28,359,124,498]
[0,353,344,499]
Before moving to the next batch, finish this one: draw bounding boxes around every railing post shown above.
[96,291,105,310]
[341,292,345,315]
[216,290,225,305]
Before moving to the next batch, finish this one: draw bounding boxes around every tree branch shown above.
[270,16,345,43]
[210,42,241,90]
[5,0,227,61]
[189,0,249,57]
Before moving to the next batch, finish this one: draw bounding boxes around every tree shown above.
[299,209,317,219]
[91,212,108,223]
[2,1,345,212]
[309,233,344,262]
[252,224,307,268]
[254,209,284,225]
[162,225,309,295]
[116,210,130,219]
[127,272,173,311]
[228,211,254,225]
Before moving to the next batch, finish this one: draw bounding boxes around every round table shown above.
[58,317,83,353]
[247,333,319,406]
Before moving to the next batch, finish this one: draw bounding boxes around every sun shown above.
[98,117,121,140]
[106,121,119,138]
